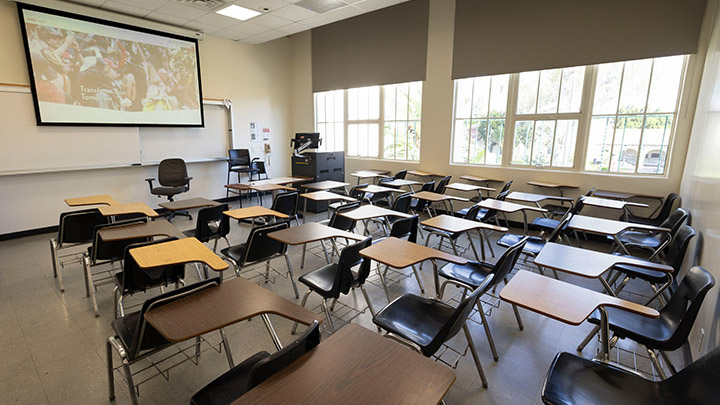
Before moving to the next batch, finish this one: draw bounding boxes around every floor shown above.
[0,195,679,404]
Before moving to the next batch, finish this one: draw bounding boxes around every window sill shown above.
[448,162,669,180]
[346,156,420,164]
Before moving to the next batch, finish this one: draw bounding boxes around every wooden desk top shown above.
[358,184,406,194]
[382,179,422,187]
[408,170,440,177]
[460,175,503,183]
[583,196,648,210]
[98,202,159,217]
[568,215,669,236]
[500,270,659,326]
[534,242,674,278]
[226,183,296,192]
[338,205,413,221]
[527,181,578,189]
[302,180,350,191]
[65,194,118,206]
[145,277,320,343]
[159,197,219,211]
[507,192,573,204]
[223,206,289,220]
[268,222,365,245]
[360,237,467,269]
[350,170,390,178]
[421,214,508,233]
[445,182,495,192]
[129,237,228,271]
[270,176,314,185]
[593,190,663,201]
[233,324,455,405]
[301,190,357,202]
[98,219,184,241]
[412,191,469,203]
[225,176,311,191]
[478,199,548,213]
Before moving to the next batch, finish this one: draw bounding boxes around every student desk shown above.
[159,197,219,211]
[500,270,659,361]
[225,183,296,207]
[357,184,406,195]
[507,191,574,218]
[445,182,496,199]
[527,181,578,197]
[98,219,185,241]
[224,206,288,220]
[300,191,356,223]
[268,222,366,268]
[350,170,391,184]
[582,196,648,221]
[65,194,118,206]
[302,180,350,193]
[460,175,503,193]
[129,237,228,274]
[407,170,441,178]
[360,237,467,299]
[381,179,422,192]
[593,190,665,217]
[233,324,455,405]
[145,277,320,352]
[99,202,159,218]
[337,204,413,236]
[477,199,547,235]
[567,215,670,255]
[412,191,469,216]
[421,214,507,261]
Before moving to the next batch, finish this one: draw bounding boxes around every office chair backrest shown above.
[435,176,452,194]
[328,202,360,232]
[121,237,185,295]
[348,184,368,200]
[334,236,373,295]
[392,192,413,214]
[660,208,689,237]
[390,215,419,243]
[662,225,695,272]
[158,158,189,188]
[130,278,220,360]
[659,266,714,350]
[90,218,150,263]
[248,320,321,389]
[271,192,299,217]
[394,170,407,180]
[229,149,251,166]
[193,204,230,243]
[242,221,290,264]
[488,237,528,288]
[58,208,108,246]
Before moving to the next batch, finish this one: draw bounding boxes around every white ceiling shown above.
[62,0,409,44]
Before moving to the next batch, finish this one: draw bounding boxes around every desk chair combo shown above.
[146,158,192,221]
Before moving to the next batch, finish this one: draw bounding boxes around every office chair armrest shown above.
[145,178,155,191]
[185,176,193,186]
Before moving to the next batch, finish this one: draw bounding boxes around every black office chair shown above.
[107,278,225,404]
[293,237,374,333]
[191,321,321,405]
[581,266,715,378]
[437,237,528,361]
[393,170,407,180]
[220,221,299,298]
[269,191,300,226]
[611,207,688,260]
[112,237,186,318]
[373,277,494,388]
[50,208,108,292]
[541,347,720,405]
[145,158,193,221]
[623,193,680,227]
[182,204,231,253]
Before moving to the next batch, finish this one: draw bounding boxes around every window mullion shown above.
[607,63,627,172]
[504,74,519,166]
[634,60,655,174]
[576,65,596,172]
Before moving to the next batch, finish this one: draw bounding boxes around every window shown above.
[313,81,423,161]
[450,55,686,176]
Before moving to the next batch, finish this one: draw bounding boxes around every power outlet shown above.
[698,328,705,352]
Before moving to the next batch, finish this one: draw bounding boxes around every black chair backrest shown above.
[251,161,266,175]
[661,225,695,272]
[242,221,289,264]
[193,204,230,243]
[462,204,481,221]
[229,149,251,166]
[58,208,108,245]
[498,180,513,195]
[271,192,299,217]
[394,170,407,180]
[663,345,720,401]
[129,278,220,359]
[391,192,413,214]
[654,193,680,222]
[414,181,436,211]
[659,266,715,350]
[248,320,321,389]
[586,188,596,196]
[660,208,689,237]
[435,176,451,194]
[328,202,360,232]
[158,158,189,187]
[488,237,528,288]
[332,236,373,296]
[90,218,150,263]
[570,196,586,215]
[421,181,435,192]
[348,184,368,200]
[547,213,573,242]
[390,215,418,243]
[121,237,185,294]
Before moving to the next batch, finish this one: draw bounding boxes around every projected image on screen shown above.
[18,5,203,126]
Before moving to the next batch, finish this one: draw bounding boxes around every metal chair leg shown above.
[106,340,115,401]
[376,262,391,302]
[647,346,667,379]
[477,301,499,361]
[301,243,307,269]
[659,350,678,375]
[122,359,138,404]
[411,265,425,293]
[284,253,300,299]
[321,299,335,332]
[292,289,312,334]
[264,260,271,283]
[83,255,100,317]
[463,324,489,388]
[577,325,601,352]
[219,328,235,368]
[511,304,524,331]
[359,285,377,320]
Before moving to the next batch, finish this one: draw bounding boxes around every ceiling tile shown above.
[145,11,192,26]
[275,21,309,34]
[101,1,152,17]
[241,35,268,44]
[111,0,169,11]
[354,0,405,12]
[248,13,291,29]
[192,12,241,29]
[154,2,206,19]
[212,28,254,41]
[255,29,287,40]
[229,22,268,35]
[67,0,107,7]
[269,4,317,21]
[233,0,289,12]
[299,4,360,27]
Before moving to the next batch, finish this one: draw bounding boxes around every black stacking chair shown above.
[366,177,396,207]
[373,277,494,388]
[107,278,225,404]
[191,321,320,405]
[623,193,680,227]
[329,184,366,212]
[220,221,299,298]
[612,208,688,259]
[293,237,374,333]
[393,170,407,179]
[423,205,483,262]
[410,180,435,215]
[227,149,255,183]
[366,192,413,233]
[309,201,361,269]
[370,215,423,301]
[437,237,528,361]
[113,237,186,318]
[455,186,511,219]
[434,175,452,194]
[541,347,720,405]
[83,218,151,316]
[579,266,715,378]
[532,195,587,235]
[183,204,231,253]
[249,160,268,181]
[269,191,300,226]
[146,158,193,221]
[50,208,108,292]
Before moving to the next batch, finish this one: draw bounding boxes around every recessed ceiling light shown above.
[216,5,262,21]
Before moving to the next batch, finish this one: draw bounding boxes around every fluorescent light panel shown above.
[216,5,262,21]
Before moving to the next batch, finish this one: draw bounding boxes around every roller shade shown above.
[452,0,707,79]
[312,0,429,92]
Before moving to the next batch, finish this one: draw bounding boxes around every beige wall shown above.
[288,0,710,224]
[0,0,293,234]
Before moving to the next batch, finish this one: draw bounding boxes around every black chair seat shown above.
[623,213,665,227]
[190,352,270,405]
[220,244,247,263]
[298,263,341,298]
[454,207,488,219]
[373,294,457,356]
[587,307,674,350]
[542,203,569,216]
[438,261,493,289]
[532,217,560,232]
[542,352,670,405]
[614,232,664,249]
[111,310,172,361]
[612,263,668,284]
[497,234,545,255]
[151,186,186,196]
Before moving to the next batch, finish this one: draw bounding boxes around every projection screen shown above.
[17,3,204,126]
